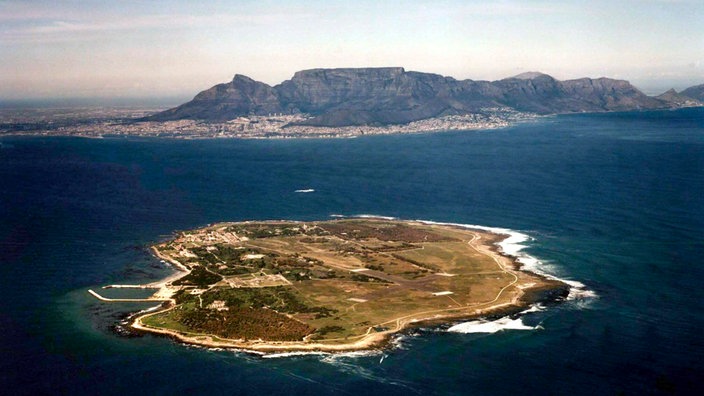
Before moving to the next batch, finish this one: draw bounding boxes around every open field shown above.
[95,219,568,352]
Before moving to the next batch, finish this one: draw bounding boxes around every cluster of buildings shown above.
[4,107,536,139]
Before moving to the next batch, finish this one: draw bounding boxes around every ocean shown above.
[1,108,702,395]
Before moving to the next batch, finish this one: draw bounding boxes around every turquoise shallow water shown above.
[1,108,703,395]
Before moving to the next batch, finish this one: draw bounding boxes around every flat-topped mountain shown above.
[276,67,496,126]
[146,67,700,126]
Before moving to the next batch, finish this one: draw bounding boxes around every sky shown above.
[1,0,703,101]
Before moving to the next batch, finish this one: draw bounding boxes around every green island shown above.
[90,219,568,353]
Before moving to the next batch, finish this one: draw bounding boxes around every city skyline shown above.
[2,0,703,101]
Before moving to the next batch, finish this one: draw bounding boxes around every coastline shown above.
[118,219,572,354]
[4,107,702,141]
[1,109,538,139]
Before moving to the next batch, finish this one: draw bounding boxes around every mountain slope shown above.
[681,84,704,101]
[655,88,703,107]
[148,75,283,122]
[145,68,691,126]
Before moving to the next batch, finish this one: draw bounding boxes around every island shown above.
[90,219,568,353]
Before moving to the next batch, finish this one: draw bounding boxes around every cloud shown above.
[455,1,573,16]
[24,13,306,33]
[0,3,313,44]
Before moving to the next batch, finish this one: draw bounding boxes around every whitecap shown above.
[294,189,315,193]
[447,317,536,333]
[321,350,382,361]
[519,304,545,314]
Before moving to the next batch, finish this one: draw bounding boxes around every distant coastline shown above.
[3,106,704,140]
[3,66,702,140]
[145,68,704,128]
[0,107,536,139]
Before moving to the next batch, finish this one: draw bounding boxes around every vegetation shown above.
[174,306,313,341]
[317,325,345,335]
[350,273,390,283]
[199,286,335,316]
[172,266,222,287]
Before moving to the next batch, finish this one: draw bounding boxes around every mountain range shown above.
[146,68,704,127]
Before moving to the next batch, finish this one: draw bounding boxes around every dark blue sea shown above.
[1,108,703,395]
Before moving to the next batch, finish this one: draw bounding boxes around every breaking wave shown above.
[447,316,539,333]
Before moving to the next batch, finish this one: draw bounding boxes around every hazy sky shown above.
[2,0,703,100]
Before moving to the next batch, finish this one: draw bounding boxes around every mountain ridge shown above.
[680,84,704,102]
[146,68,702,126]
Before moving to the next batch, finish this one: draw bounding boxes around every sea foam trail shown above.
[320,353,418,390]
[256,349,383,359]
[353,214,397,220]
[262,351,327,359]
